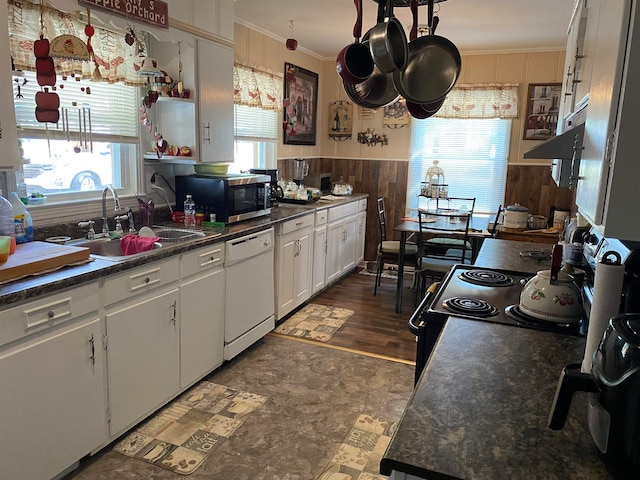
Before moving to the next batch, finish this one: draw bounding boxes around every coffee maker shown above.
[548,313,640,473]
[250,168,283,206]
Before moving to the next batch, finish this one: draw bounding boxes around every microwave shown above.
[175,174,271,224]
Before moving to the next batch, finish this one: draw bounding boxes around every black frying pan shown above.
[393,0,461,104]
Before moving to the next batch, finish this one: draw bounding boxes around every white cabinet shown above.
[180,243,225,389]
[103,258,180,437]
[356,199,367,265]
[0,4,21,170]
[326,201,360,285]
[276,214,314,319]
[0,283,106,480]
[197,39,234,163]
[192,0,234,41]
[312,208,329,294]
[143,97,198,163]
[575,0,640,239]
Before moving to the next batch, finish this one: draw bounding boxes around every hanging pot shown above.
[406,96,445,119]
[336,0,375,85]
[368,0,408,73]
[392,0,461,104]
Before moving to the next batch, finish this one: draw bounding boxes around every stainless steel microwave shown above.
[175,174,271,224]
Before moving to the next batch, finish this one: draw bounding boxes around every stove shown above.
[409,264,584,384]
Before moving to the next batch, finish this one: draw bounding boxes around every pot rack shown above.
[371,0,447,6]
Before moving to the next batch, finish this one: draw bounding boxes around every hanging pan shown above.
[336,0,375,84]
[393,0,461,104]
[368,0,408,73]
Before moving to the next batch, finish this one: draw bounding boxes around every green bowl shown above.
[194,163,230,175]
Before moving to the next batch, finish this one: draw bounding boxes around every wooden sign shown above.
[78,0,169,29]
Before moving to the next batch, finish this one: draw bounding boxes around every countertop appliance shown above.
[250,168,283,207]
[293,158,309,186]
[305,172,332,193]
[409,264,584,384]
[223,228,275,360]
[549,313,640,474]
[175,173,271,224]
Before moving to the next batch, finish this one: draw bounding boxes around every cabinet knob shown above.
[47,310,55,318]
[144,277,150,284]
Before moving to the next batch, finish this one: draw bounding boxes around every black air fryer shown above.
[549,314,640,473]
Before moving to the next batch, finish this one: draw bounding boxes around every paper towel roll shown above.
[581,258,625,373]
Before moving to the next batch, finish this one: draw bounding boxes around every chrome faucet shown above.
[102,185,122,234]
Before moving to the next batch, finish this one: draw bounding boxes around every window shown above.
[406,117,511,216]
[14,71,139,202]
[233,104,278,172]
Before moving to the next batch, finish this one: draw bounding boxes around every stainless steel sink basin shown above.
[151,227,206,242]
[68,237,163,261]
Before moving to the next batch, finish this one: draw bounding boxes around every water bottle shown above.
[184,194,196,228]
[9,192,34,243]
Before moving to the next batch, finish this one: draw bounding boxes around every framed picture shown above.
[328,100,353,140]
[283,63,318,145]
[523,83,562,140]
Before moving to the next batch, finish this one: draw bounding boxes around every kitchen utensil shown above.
[392,0,461,104]
[368,0,408,73]
[503,203,529,228]
[336,0,374,84]
[549,314,640,471]
[519,244,583,323]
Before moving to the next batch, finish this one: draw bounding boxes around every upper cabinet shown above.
[165,0,234,43]
[575,0,640,240]
[0,4,21,170]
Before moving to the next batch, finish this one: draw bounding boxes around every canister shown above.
[503,203,529,228]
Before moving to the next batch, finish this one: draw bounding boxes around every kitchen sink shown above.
[150,227,207,242]
[67,237,163,261]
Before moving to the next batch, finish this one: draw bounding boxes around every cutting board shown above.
[0,241,90,283]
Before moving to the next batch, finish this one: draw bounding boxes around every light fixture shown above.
[286,20,298,51]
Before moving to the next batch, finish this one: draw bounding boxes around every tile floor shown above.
[65,335,414,479]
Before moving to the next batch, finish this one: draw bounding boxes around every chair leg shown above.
[374,257,383,296]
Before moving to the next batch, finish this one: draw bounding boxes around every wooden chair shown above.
[374,197,419,296]
[415,207,473,295]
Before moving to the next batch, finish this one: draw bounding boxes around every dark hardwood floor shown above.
[300,268,420,363]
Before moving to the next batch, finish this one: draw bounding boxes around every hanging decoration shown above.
[383,99,410,129]
[285,20,298,51]
[33,0,60,124]
[357,128,388,147]
[328,100,353,141]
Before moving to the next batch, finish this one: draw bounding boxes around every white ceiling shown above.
[233,0,576,60]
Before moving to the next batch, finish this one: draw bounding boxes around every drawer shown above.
[280,213,314,235]
[329,201,359,222]
[103,257,180,306]
[181,243,225,278]
[315,208,329,226]
[0,282,99,347]
[358,198,367,212]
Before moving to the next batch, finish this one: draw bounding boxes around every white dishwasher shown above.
[224,228,275,360]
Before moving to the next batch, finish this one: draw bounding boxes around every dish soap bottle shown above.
[184,194,196,228]
[9,192,34,243]
[0,190,16,253]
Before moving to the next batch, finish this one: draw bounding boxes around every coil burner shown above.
[442,297,499,318]
[504,305,581,333]
[458,269,515,287]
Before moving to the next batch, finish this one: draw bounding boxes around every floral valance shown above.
[233,63,283,111]
[8,0,148,86]
[436,83,519,119]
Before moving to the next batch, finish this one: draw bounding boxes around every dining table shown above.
[393,215,491,313]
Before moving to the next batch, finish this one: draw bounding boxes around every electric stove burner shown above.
[504,305,581,332]
[519,250,552,261]
[442,297,499,318]
[458,270,515,287]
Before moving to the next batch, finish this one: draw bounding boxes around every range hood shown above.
[523,123,585,159]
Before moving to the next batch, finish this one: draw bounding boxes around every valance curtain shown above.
[436,83,519,119]
[233,63,283,111]
[8,0,147,86]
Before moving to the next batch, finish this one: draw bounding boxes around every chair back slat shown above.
[377,197,387,242]
[417,207,472,264]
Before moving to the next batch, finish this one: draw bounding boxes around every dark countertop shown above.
[0,194,367,307]
[474,238,553,274]
[381,318,617,479]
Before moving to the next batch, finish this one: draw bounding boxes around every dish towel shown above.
[120,235,160,255]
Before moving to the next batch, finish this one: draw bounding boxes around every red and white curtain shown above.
[436,83,519,119]
[233,62,282,111]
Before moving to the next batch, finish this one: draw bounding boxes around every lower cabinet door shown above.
[180,267,225,389]
[106,288,180,436]
[0,318,106,480]
[312,225,327,294]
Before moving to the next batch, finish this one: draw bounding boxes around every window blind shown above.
[406,117,511,216]
[13,71,139,140]
[234,104,278,142]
